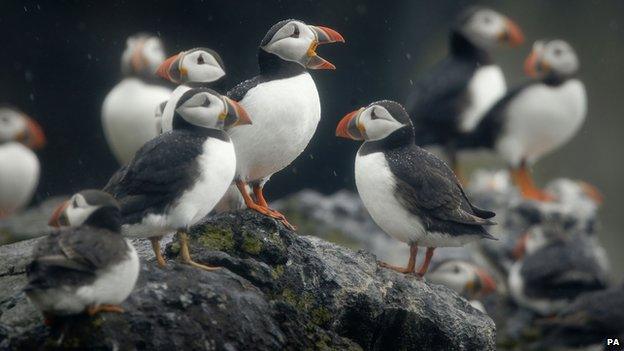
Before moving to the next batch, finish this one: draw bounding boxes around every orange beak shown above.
[524,49,539,77]
[512,232,529,260]
[225,97,253,127]
[48,200,70,228]
[578,181,604,205]
[305,25,345,70]
[156,52,182,82]
[475,268,497,296]
[311,26,345,44]
[131,39,147,73]
[503,19,524,47]
[336,109,364,140]
[17,116,46,150]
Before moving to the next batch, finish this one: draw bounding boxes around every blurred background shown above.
[1,0,623,272]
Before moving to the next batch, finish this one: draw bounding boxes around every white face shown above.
[0,108,26,142]
[535,40,579,77]
[358,105,405,141]
[460,8,508,49]
[121,35,167,76]
[63,193,99,227]
[179,49,225,83]
[428,261,478,297]
[175,92,228,130]
[262,20,316,66]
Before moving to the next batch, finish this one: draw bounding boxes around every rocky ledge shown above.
[0,210,495,350]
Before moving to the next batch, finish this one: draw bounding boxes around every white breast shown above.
[229,73,321,182]
[26,241,139,315]
[102,78,172,164]
[459,65,507,133]
[0,143,40,217]
[496,79,587,166]
[160,85,192,133]
[355,151,426,245]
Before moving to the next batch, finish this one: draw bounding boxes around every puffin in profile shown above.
[26,190,139,323]
[226,19,344,229]
[405,7,524,176]
[0,106,45,218]
[104,88,251,270]
[101,33,173,165]
[461,39,587,201]
[155,47,226,134]
[336,100,496,277]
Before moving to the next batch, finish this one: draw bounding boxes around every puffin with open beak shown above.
[102,32,173,165]
[460,39,587,201]
[336,100,496,277]
[155,47,226,134]
[26,190,139,323]
[0,106,45,219]
[104,88,251,271]
[405,7,524,180]
[225,19,344,229]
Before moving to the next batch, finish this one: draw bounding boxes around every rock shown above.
[0,210,495,350]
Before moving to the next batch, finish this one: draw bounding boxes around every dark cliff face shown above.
[0,210,496,351]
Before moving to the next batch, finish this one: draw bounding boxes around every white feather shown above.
[355,150,479,247]
[160,85,192,133]
[102,78,172,164]
[496,79,587,167]
[228,73,320,182]
[0,142,40,217]
[122,137,236,238]
[460,65,507,132]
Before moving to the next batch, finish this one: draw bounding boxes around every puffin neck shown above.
[258,49,307,79]
[85,207,122,233]
[361,126,414,154]
[542,73,571,87]
[170,120,230,142]
[184,79,226,91]
[449,31,492,65]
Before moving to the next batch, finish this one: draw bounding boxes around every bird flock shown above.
[0,7,621,349]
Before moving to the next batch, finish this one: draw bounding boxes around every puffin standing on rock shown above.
[461,39,587,201]
[104,88,251,271]
[156,47,227,133]
[26,190,139,322]
[102,33,172,165]
[0,106,45,219]
[226,19,344,229]
[336,100,496,277]
[405,7,524,176]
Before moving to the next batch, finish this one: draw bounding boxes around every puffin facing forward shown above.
[226,19,344,229]
[26,190,139,322]
[156,47,226,134]
[104,88,251,270]
[461,39,587,201]
[102,33,172,164]
[405,7,524,176]
[336,100,496,276]
[0,106,45,218]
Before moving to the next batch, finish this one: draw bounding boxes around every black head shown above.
[0,105,46,149]
[452,7,524,51]
[121,32,167,77]
[156,47,226,85]
[171,88,251,132]
[524,39,580,83]
[336,100,413,142]
[48,190,122,232]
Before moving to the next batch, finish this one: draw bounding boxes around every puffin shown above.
[226,19,344,228]
[460,39,587,201]
[336,100,496,276]
[103,88,251,271]
[25,190,139,323]
[0,106,45,219]
[155,47,226,134]
[508,235,608,316]
[101,33,173,165]
[405,7,524,176]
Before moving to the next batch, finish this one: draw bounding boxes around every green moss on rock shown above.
[197,226,235,253]
[241,231,262,255]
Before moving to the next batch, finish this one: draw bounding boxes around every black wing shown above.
[25,227,129,290]
[227,75,266,102]
[520,242,607,300]
[458,81,536,150]
[103,130,204,224]
[405,57,476,146]
[388,145,496,238]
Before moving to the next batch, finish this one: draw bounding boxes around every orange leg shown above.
[378,244,418,274]
[252,184,296,230]
[510,163,554,201]
[149,236,166,268]
[416,247,436,277]
[236,181,296,230]
[86,304,125,316]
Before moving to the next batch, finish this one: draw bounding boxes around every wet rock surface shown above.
[0,210,495,350]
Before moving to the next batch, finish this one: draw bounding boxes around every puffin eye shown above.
[370,109,378,120]
[0,116,9,123]
[197,55,205,65]
[453,265,461,274]
[482,15,492,24]
[553,48,563,56]
[291,26,300,38]
[201,98,211,107]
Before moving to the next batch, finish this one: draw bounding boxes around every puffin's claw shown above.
[86,304,124,316]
